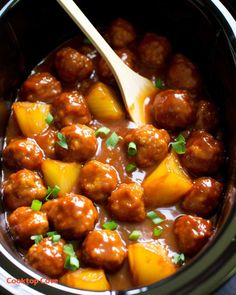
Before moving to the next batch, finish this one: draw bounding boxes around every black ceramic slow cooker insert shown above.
[0,0,236,294]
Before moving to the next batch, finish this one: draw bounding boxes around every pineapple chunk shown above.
[41,159,81,195]
[86,82,125,120]
[59,268,110,291]
[128,242,176,286]
[13,101,51,137]
[142,152,192,207]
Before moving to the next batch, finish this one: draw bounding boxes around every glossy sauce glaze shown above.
[1,18,224,291]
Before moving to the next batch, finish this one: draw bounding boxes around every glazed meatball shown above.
[180,131,223,175]
[108,18,136,48]
[55,124,97,162]
[42,193,98,239]
[53,91,91,128]
[182,177,223,217]
[34,128,57,159]
[174,215,213,256]
[98,48,135,81]
[3,169,47,210]
[21,72,62,103]
[108,183,145,222]
[27,237,66,277]
[3,138,44,170]
[138,33,171,68]
[8,207,49,243]
[55,47,94,82]
[80,160,119,202]
[152,89,194,130]
[167,54,201,93]
[124,124,170,168]
[82,230,127,271]
[195,100,219,132]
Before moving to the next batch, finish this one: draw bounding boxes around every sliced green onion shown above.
[47,231,61,244]
[64,255,80,271]
[57,132,68,150]
[173,253,185,265]
[45,113,54,125]
[30,234,43,244]
[128,142,137,156]
[63,243,76,256]
[31,200,42,211]
[95,126,110,137]
[147,211,164,224]
[45,185,60,201]
[125,163,137,173]
[102,220,118,230]
[106,132,120,149]
[129,230,142,241]
[153,226,163,237]
[170,134,186,154]
[155,78,165,89]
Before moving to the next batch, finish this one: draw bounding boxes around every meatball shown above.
[53,91,91,128]
[8,207,49,243]
[138,33,171,68]
[3,169,47,210]
[82,230,127,271]
[98,48,135,81]
[108,183,145,222]
[174,215,213,256]
[124,124,170,168]
[3,138,44,170]
[180,131,223,175]
[182,177,223,217]
[42,193,98,239]
[21,72,62,103]
[167,54,201,93]
[34,128,57,159]
[80,160,119,202]
[195,100,219,132]
[55,124,97,162]
[152,89,194,130]
[55,47,94,82]
[27,237,66,277]
[108,18,136,48]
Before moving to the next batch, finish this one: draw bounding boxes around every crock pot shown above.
[0,0,236,294]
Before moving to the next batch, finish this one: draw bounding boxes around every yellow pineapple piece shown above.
[41,159,81,195]
[142,151,192,207]
[13,101,51,137]
[86,82,125,120]
[128,242,176,286]
[59,268,110,291]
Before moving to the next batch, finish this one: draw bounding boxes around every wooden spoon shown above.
[56,0,157,124]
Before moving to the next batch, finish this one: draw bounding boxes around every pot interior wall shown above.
[0,0,235,293]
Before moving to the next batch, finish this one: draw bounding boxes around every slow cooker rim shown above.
[0,0,236,294]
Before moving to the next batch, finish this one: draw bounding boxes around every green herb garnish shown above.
[173,253,185,265]
[155,78,165,89]
[102,220,118,230]
[45,185,60,201]
[129,230,142,241]
[57,132,68,150]
[106,132,120,148]
[170,134,186,154]
[45,113,54,125]
[128,142,137,156]
[153,226,163,237]
[125,163,137,173]
[63,243,76,256]
[30,234,43,244]
[147,211,164,225]
[64,255,80,271]
[95,126,110,137]
[47,231,61,244]
[31,200,42,211]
